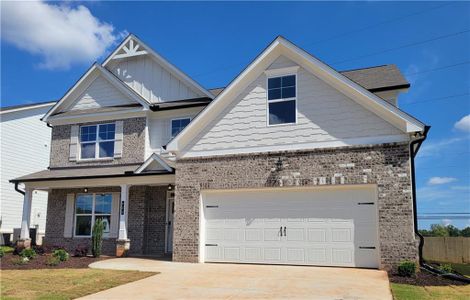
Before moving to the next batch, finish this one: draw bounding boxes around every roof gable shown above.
[135,153,174,173]
[42,64,150,122]
[103,34,214,101]
[167,36,425,153]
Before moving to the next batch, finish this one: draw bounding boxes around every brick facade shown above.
[174,142,417,269]
[44,185,167,256]
[49,117,146,168]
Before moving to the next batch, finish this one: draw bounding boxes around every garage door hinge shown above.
[357,202,374,205]
[205,244,218,247]
[205,205,219,208]
[359,246,376,249]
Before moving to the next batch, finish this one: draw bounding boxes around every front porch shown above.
[12,166,175,257]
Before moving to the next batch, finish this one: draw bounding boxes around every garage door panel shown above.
[203,187,379,268]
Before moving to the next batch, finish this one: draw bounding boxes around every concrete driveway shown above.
[81,258,392,300]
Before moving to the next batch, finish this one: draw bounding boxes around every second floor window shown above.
[80,123,115,159]
[267,74,296,125]
[171,118,190,138]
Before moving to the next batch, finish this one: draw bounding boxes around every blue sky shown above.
[1,1,469,228]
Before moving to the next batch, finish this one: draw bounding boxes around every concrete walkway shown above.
[80,258,392,300]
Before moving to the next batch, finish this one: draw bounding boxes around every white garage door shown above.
[202,186,379,268]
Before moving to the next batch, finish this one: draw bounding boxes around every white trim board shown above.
[167,36,425,155]
[135,153,174,173]
[180,134,410,158]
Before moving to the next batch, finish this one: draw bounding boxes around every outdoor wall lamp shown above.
[83,188,88,193]
[167,184,174,191]
[275,157,283,171]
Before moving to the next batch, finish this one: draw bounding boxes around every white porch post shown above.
[116,184,130,256]
[118,184,129,240]
[19,187,33,247]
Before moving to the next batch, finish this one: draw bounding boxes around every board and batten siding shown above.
[146,107,204,157]
[182,56,406,156]
[0,106,53,234]
[66,75,135,111]
[111,56,202,103]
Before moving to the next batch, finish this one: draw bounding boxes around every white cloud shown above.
[417,136,468,159]
[1,1,126,69]
[441,219,452,226]
[428,177,457,185]
[454,115,470,132]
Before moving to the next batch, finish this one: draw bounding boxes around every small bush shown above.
[45,256,61,266]
[52,249,69,262]
[74,244,88,257]
[12,256,29,265]
[0,246,14,254]
[397,260,416,277]
[0,248,4,258]
[20,248,36,260]
[438,263,453,273]
[92,218,104,258]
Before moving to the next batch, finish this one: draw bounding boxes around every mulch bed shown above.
[389,269,468,286]
[0,253,110,270]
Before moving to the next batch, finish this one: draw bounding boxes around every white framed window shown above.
[171,118,191,138]
[79,123,115,159]
[74,193,112,237]
[267,74,297,126]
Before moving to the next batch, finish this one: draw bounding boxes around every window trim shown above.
[266,73,298,127]
[170,117,192,138]
[73,193,113,238]
[78,123,116,160]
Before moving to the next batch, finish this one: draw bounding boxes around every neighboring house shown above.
[11,34,428,270]
[1,101,55,242]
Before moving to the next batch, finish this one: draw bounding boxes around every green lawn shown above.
[0,269,156,300]
[391,283,470,300]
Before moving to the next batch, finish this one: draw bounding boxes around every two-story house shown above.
[11,34,428,270]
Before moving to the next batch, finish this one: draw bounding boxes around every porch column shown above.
[19,187,33,248]
[116,184,130,256]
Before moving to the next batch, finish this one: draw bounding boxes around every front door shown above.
[166,191,175,253]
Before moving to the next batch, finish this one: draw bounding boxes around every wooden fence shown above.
[423,237,470,264]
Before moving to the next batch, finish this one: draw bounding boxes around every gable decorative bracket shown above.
[113,38,148,60]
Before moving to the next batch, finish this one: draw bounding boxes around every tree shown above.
[447,225,461,237]
[461,227,470,237]
[430,224,449,237]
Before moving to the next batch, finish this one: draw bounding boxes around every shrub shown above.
[397,260,416,277]
[45,256,61,266]
[12,256,29,265]
[74,244,89,257]
[92,218,105,258]
[20,248,36,260]
[52,249,69,262]
[438,263,453,273]
[0,248,4,258]
[0,246,14,254]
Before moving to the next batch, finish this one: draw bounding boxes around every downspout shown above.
[14,182,25,196]
[409,125,430,266]
[410,126,470,283]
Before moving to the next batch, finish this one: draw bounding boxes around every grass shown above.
[447,263,470,277]
[391,283,470,300]
[0,246,14,254]
[0,269,156,300]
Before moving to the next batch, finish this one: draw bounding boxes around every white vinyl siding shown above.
[111,56,202,103]
[182,56,404,156]
[0,106,52,234]
[67,75,135,111]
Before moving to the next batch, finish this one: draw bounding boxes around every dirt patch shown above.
[0,253,110,270]
[389,270,468,286]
